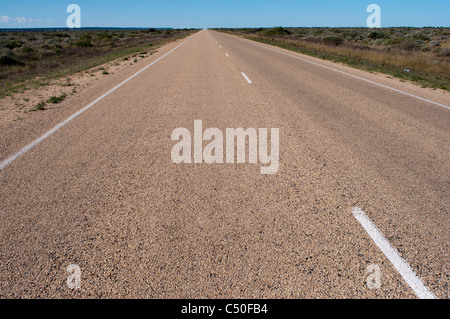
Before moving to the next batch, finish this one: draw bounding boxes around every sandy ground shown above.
[0,48,158,129]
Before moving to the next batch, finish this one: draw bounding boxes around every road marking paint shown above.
[219,46,222,48]
[241,72,252,84]
[0,33,196,172]
[352,207,437,299]
[234,36,449,110]
[225,53,229,57]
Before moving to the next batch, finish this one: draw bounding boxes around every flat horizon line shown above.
[1,26,448,31]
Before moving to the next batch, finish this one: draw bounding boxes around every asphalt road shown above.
[0,30,448,298]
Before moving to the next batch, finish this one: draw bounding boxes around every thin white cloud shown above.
[0,16,13,23]
[28,18,42,23]
[0,16,48,24]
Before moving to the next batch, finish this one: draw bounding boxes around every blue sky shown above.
[0,0,449,28]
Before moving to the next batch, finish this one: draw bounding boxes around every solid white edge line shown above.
[352,207,436,299]
[230,34,450,110]
[0,33,196,171]
[241,72,252,84]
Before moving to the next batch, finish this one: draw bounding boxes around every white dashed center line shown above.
[241,72,252,84]
[239,37,449,110]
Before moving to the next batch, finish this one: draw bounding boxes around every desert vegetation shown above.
[0,28,197,97]
[216,27,450,90]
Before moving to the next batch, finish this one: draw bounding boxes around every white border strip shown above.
[0,33,196,171]
[241,72,252,84]
[231,34,449,110]
[352,207,436,299]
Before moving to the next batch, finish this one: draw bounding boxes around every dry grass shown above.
[217,27,450,90]
[0,28,198,97]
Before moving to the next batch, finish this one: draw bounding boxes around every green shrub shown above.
[368,31,387,39]
[399,39,422,51]
[22,46,34,53]
[261,27,291,36]
[99,33,113,40]
[4,40,23,49]
[382,37,404,46]
[36,101,46,110]
[0,55,25,66]
[323,36,344,45]
[46,93,66,104]
[413,34,430,41]
[146,28,161,34]
[313,29,324,36]
[75,35,92,47]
